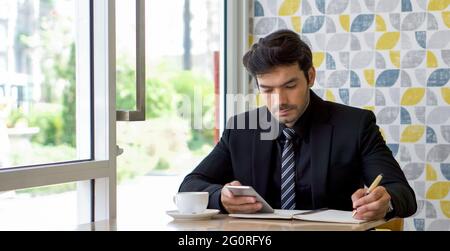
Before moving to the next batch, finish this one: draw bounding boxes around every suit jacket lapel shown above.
[309,91,333,209]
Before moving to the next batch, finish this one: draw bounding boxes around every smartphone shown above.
[224,185,274,213]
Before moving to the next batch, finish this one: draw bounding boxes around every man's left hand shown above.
[351,186,391,221]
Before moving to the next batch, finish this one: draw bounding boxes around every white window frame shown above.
[0,0,117,224]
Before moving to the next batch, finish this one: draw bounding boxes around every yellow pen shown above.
[352,174,383,217]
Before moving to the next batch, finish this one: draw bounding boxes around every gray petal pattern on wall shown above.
[389,125,400,141]
[415,69,427,87]
[442,50,450,66]
[426,145,450,162]
[400,145,412,162]
[427,107,450,124]
[364,0,375,11]
[327,34,350,51]
[326,0,349,14]
[389,88,400,105]
[414,181,426,199]
[415,0,428,10]
[428,31,450,49]
[427,13,438,30]
[427,89,438,106]
[302,0,312,15]
[340,52,350,69]
[401,13,426,31]
[426,201,437,218]
[375,0,400,13]
[377,107,400,124]
[441,126,450,143]
[326,17,336,33]
[427,220,450,231]
[350,88,373,106]
[403,163,425,180]
[351,51,374,69]
[401,70,412,87]
[402,32,413,49]
[350,0,361,13]
[375,52,386,69]
[414,200,425,216]
[264,0,278,16]
[375,89,386,105]
[255,18,277,35]
[350,34,361,50]
[389,13,401,30]
[326,70,349,88]
[402,51,426,68]
[415,144,426,161]
[414,107,426,124]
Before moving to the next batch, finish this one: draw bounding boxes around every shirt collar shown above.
[278,98,312,141]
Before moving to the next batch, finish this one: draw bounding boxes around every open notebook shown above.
[229,209,368,224]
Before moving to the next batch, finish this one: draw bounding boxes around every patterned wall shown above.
[249,0,450,231]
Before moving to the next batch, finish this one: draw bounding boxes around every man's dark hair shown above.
[243,29,313,82]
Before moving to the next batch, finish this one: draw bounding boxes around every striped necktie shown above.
[281,128,297,210]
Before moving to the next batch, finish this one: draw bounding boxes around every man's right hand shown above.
[221,181,262,214]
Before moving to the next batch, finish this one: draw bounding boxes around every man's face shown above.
[257,64,316,127]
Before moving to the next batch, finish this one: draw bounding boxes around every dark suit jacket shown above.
[179,91,417,218]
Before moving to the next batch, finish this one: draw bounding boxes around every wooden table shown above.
[77,213,389,231]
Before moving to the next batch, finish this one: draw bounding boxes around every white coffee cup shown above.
[173,192,209,214]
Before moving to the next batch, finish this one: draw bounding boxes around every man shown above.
[179,29,416,221]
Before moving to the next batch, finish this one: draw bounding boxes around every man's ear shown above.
[307,67,316,88]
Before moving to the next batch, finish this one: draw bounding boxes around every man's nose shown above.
[274,89,288,105]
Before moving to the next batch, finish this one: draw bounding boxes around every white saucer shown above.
[166,209,220,220]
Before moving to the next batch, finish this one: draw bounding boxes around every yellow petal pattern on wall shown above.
[364,69,375,86]
[363,106,375,112]
[325,90,336,102]
[427,51,438,68]
[428,0,450,11]
[256,94,263,107]
[441,201,450,218]
[426,182,450,200]
[313,52,325,68]
[442,87,450,105]
[443,11,450,28]
[340,15,350,32]
[291,16,301,33]
[375,15,387,32]
[427,164,437,181]
[376,32,400,50]
[390,51,401,68]
[401,88,425,106]
[249,35,254,48]
[400,125,425,143]
[279,0,301,16]
[380,128,386,141]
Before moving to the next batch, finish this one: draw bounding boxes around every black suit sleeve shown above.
[359,111,417,218]
[178,128,235,212]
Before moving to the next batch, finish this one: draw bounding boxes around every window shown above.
[115,0,222,219]
[0,0,90,168]
[0,0,236,227]
[0,0,117,226]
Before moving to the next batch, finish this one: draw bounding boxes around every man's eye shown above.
[262,89,273,93]
[286,84,296,89]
